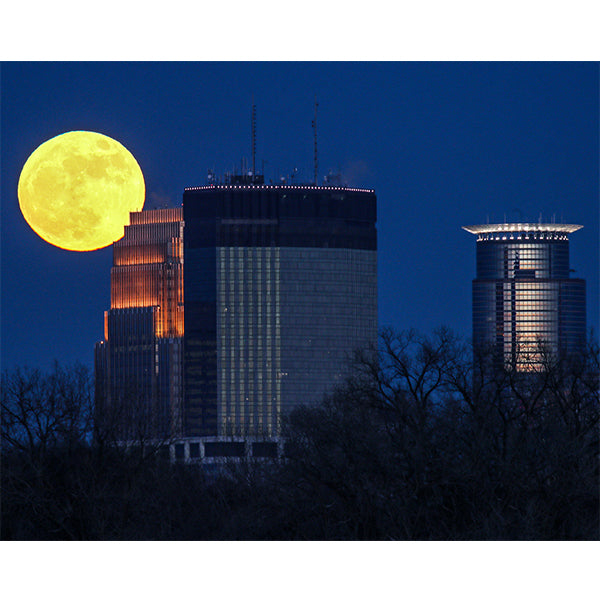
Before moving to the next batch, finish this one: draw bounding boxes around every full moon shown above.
[18,131,145,251]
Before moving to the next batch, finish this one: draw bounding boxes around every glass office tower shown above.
[463,222,586,371]
[183,180,377,438]
[95,208,184,440]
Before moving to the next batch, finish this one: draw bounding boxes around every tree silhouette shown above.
[2,331,598,540]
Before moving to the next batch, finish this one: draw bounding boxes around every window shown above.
[174,444,185,460]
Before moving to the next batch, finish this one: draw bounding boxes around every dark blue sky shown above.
[1,62,598,371]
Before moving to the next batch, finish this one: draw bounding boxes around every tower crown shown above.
[463,223,582,241]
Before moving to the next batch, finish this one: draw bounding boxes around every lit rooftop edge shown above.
[184,184,375,193]
[463,223,583,235]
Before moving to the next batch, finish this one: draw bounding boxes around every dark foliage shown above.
[2,331,598,540]
[273,329,599,539]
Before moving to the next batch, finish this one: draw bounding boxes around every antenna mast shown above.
[251,102,257,184]
[312,97,318,186]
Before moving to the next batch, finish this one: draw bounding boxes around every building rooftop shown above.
[129,207,183,224]
[463,223,583,235]
[184,184,375,194]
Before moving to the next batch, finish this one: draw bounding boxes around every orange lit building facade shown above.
[95,208,184,440]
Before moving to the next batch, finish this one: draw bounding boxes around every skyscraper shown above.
[183,177,378,438]
[95,208,184,440]
[463,222,586,370]
[95,175,377,457]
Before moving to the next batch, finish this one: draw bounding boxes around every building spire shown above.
[312,97,318,186]
[251,101,257,184]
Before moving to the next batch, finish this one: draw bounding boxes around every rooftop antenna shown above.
[312,97,318,186]
[251,101,257,184]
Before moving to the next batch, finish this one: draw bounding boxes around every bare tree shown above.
[2,362,186,540]
[278,328,599,539]
[1,362,96,539]
[1,362,93,457]
[3,332,596,540]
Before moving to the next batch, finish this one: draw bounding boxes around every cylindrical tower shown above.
[463,223,586,370]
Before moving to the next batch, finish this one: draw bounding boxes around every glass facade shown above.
[279,247,377,422]
[213,245,377,436]
[95,208,184,440]
[216,246,281,436]
[464,224,586,370]
[184,185,377,437]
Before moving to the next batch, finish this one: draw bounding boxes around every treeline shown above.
[2,329,598,540]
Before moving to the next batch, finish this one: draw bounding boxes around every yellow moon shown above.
[18,131,145,251]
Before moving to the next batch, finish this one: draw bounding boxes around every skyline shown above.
[1,62,598,371]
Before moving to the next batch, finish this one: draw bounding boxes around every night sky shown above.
[1,61,598,372]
